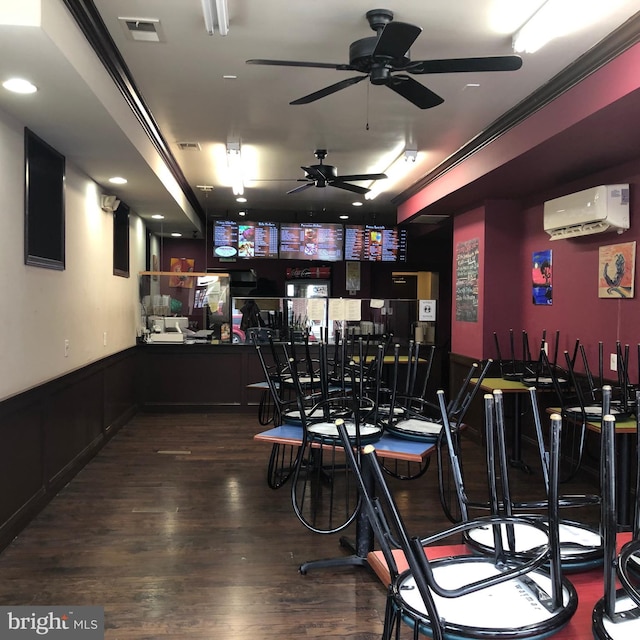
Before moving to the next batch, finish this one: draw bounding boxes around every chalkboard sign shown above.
[455,238,479,322]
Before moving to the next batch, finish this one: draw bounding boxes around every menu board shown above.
[212,220,279,259]
[344,225,408,261]
[279,222,344,261]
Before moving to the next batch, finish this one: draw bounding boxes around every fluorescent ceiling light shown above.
[2,77,37,93]
[226,142,244,196]
[170,232,182,237]
[201,0,229,36]
[365,148,421,201]
[513,0,621,54]
[108,176,127,184]
[151,214,164,219]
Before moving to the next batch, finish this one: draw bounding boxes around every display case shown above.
[139,271,231,343]
[139,273,431,347]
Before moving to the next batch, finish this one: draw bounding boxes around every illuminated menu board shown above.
[344,225,408,262]
[212,220,279,259]
[279,222,344,261]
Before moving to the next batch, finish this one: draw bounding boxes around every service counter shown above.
[137,343,265,410]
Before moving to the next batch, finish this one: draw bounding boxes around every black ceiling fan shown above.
[286,149,386,195]
[246,8,522,109]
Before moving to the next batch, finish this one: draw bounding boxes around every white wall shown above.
[0,107,146,401]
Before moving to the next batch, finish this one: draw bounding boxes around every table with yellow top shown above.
[471,377,541,473]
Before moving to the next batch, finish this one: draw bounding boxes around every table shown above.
[368,532,633,640]
[254,426,437,572]
[472,377,536,473]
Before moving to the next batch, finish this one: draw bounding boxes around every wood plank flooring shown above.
[0,410,600,639]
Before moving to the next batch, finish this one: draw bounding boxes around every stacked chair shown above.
[441,385,603,572]
[336,402,578,640]
[286,344,386,574]
[591,391,640,639]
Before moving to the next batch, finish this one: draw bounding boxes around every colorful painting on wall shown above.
[598,241,636,298]
[169,257,195,288]
[532,249,553,305]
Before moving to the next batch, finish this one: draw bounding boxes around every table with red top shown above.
[368,532,633,640]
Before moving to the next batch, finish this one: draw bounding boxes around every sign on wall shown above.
[455,238,479,322]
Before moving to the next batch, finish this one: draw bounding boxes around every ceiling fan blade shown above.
[387,75,444,109]
[372,21,422,59]
[246,59,353,71]
[408,55,523,75]
[338,173,387,182]
[290,75,367,105]
[286,183,314,195]
[330,181,370,195]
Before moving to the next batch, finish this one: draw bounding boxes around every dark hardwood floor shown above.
[0,410,600,639]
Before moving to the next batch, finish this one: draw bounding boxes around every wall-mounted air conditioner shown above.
[543,184,630,240]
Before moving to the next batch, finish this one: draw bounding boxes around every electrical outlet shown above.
[610,353,617,371]
[64,339,70,357]
[103,332,107,347]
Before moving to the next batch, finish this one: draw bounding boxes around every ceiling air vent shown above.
[177,142,202,151]
[118,17,164,42]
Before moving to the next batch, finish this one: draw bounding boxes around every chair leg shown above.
[267,443,298,489]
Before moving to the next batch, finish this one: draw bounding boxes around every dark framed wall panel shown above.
[24,128,65,270]
[0,349,138,552]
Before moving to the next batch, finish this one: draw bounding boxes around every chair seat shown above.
[593,589,640,639]
[464,520,603,572]
[386,418,442,441]
[307,420,382,444]
[398,556,577,638]
[565,404,631,420]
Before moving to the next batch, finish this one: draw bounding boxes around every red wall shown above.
[452,159,640,379]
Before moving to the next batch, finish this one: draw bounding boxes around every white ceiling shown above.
[1,0,639,237]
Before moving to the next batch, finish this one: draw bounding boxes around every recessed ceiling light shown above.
[340,215,349,220]
[2,78,37,94]
[223,75,237,79]
[151,214,164,220]
[109,176,127,185]
[170,232,182,237]
[236,196,247,203]
[238,210,247,217]
[352,202,363,207]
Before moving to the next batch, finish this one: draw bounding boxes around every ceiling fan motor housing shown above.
[350,36,410,74]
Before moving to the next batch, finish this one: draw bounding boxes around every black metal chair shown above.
[592,402,640,639]
[288,355,382,536]
[455,387,603,573]
[336,406,578,640]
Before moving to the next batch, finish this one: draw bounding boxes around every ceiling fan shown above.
[285,149,387,195]
[247,8,522,109]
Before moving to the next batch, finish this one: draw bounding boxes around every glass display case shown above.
[139,271,231,343]
[139,272,433,347]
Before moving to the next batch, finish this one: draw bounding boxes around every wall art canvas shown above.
[598,241,636,298]
[169,257,195,288]
[532,249,553,305]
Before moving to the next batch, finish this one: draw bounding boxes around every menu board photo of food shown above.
[344,225,408,262]
[213,220,279,259]
[279,222,344,262]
